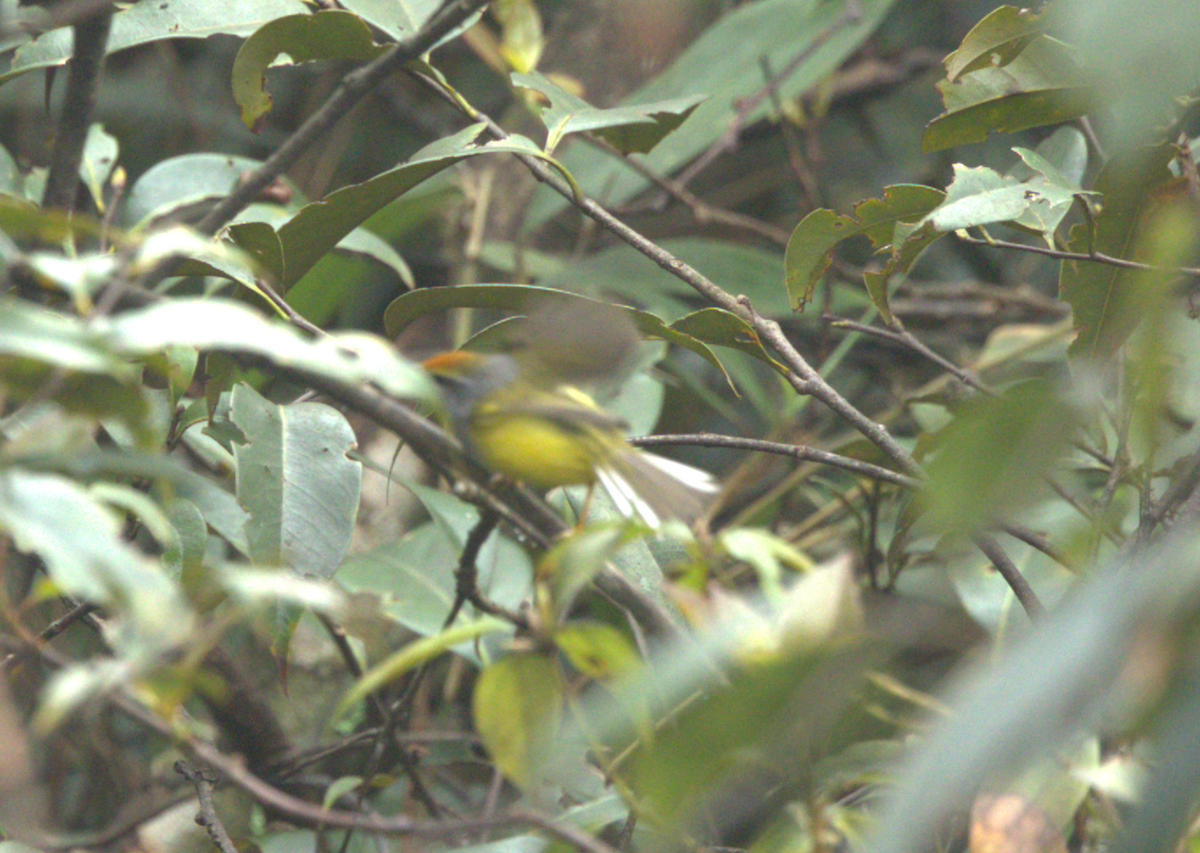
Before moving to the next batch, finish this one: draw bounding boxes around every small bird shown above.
[423,348,716,526]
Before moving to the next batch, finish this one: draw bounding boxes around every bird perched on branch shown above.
[423,299,716,526]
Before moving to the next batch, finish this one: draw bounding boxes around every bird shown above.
[423,347,716,526]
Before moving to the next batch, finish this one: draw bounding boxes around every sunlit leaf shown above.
[231,384,361,578]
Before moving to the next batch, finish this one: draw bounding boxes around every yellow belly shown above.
[470,412,599,490]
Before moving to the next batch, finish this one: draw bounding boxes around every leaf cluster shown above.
[2,3,1200,853]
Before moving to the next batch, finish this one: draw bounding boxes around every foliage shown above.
[2,2,1200,853]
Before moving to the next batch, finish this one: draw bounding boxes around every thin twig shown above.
[957,230,1200,278]
[826,316,998,397]
[995,522,1074,570]
[585,136,792,245]
[446,508,526,628]
[196,0,489,236]
[632,433,919,489]
[175,762,240,853]
[971,532,1044,618]
[28,642,618,853]
[254,277,325,336]
[135,0,491,294]
[677,0,863,186]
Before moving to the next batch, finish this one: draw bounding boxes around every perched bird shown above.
[423,346,716,526]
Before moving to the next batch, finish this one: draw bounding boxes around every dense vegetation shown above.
[2,2,1200,853]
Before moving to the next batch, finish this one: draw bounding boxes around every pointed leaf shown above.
[232,12,387,131]
[513,70,704,155]
[943,5,1043,82]
[1058,145,1177,360]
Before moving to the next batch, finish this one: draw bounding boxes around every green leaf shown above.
[943,5,1043,82]
[271,124,488,289]
[923,165,1040,232]
[512,70,704,155]
[78,124,118,214]
[1007,126,1090,241]
[539,524,638,620]
[528,0,899,223]
[921,379,1079,534]
[165,499,209,598]
[0,0,311,84]
[335,616,509,719]
[100,298,436,400]
[861,220,943,323]
[669,308,785,375]
[473,652,566,791]
[226,220,285,283]
[0,469,191,651]
[0,138,33,201]
[122,154,286,228]
[0,297,126,375]
[232,12,387,131]
[923,36,1094,152]
[337,0,451,42]
[1058,144,1177,360]
[784,185,945,313]
[230,384,360,578]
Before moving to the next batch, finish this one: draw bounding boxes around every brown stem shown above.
[42,3,113,212]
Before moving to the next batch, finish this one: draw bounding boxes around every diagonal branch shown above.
[411,71,922,478]
[184,0,489,238]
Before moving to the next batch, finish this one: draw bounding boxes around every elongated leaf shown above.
[336,616,509,718]
[272,123,487,288]
[943,5,1043,81]
[99,298,435,400]
[122,154,288,228]
[1058,144,1176,360]
[512,70,704,155]
[0,0,310,84]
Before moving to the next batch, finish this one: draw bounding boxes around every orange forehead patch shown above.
[422,350,479,373]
